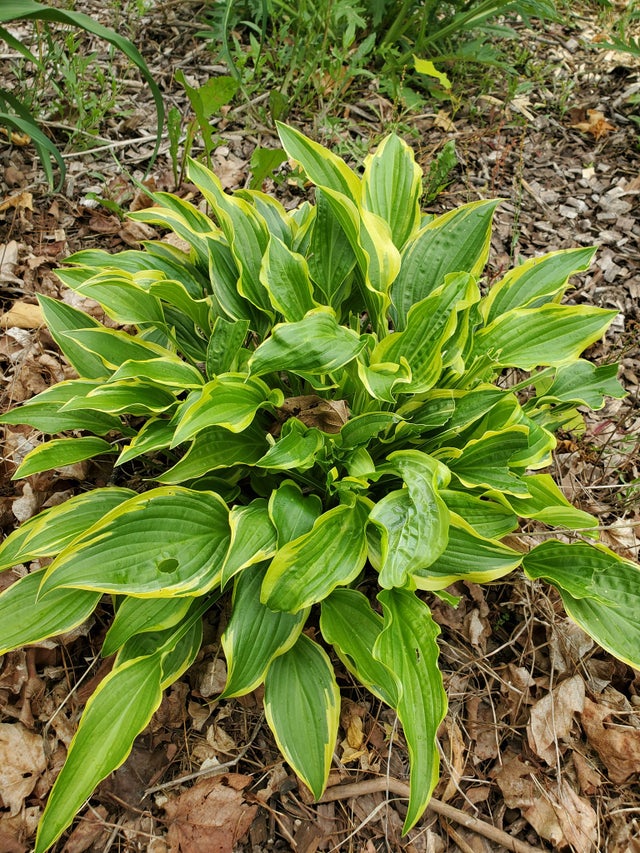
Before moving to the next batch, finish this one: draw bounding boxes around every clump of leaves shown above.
[1,124,638,851]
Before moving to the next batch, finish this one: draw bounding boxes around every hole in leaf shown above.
[157,558,179,573]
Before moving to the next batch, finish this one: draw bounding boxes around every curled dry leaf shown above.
[527,674,585,765]
[571,109,616,140]
[0,723,47,815]
[495,755,597,852]
[163,773,257,853]
[580,696,640,783]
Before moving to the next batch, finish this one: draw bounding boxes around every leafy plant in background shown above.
[1,124,638,852]
[199,0,557,114]
[0,0,164,189]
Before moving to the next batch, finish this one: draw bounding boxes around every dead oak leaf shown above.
[527,674,585,765]
[0,723,46,815]
[571,109,616,140]
[580,696,640,783]
[163,773,257,853]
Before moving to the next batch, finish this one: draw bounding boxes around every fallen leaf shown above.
[495,755,597,852]
[61,805,108,853]
[527,674,585,765]
[571,109,616,140]
[0,240,22,284]
[580,696,640,782]
[0,723,47,815]
[0,192,33,212]
[272,395,349,435]
[163,774,257,853]
[0,301,44,330]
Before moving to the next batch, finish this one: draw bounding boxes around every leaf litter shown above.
[1,1,640,850]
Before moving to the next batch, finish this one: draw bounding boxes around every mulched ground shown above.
[0,2,639,851]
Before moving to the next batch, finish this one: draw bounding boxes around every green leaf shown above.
[36,294,107,379]
[260,234,318,321]
[440,490,517,539]
[268,480,323,545]
[0,570,101,656]
[369,451,450,588]
[276,122,361,202]
[14,436,116,479]
[0,379,123,434]
[414,56,451,89]
[249,309,366,377]
[374,589,447,832]
[262,497,370,611]
[257,418,325,471]
[68,271,165,326]
[249,146,288,190]
[109,357,205,390]
[447,428,531,496]
[221,564,307,697]
[0,100,65,190]
[157,424,268,483]
[61,380,176,416]
[362,133,422,249]
[35,653,165,853]
[39,487,230,597]
[472,304,618,370]
[171,374,282,445]
[102,596,192,657]
[264,633,340,799]
[320,589,398,707]
[63,327,173,371]
[307,189,356,310]
[481,246,596,323]
[220,500,278,588]
[536,359,626,409]
[206,317,250,377]
[391,200,499,329]
[523,540,640,669]
[0,488,135,571]
[499,473,597,531]
[412,515,522,589]
[116,418,176,466]
[372,272,478,392]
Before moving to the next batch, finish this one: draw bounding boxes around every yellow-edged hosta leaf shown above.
[523,540,640,669]
[171,374,282,445]
[412,514,522,590]
[372,272,477,393]
[260,234,319,320]
[440,490,517,539]
[369,450,450,588]
[102,596,193,657]
[221,564,307,697]
[157,424,268,483]
[256,418,325,471]
[267,480,323,546]
[481,246,596,323]
[206,316,250,378]
[220,499,278,588]
[116,418,176,466]
[37,293,107,379]
[307,189,356,310]
[391,200,499,329]
[0,570,101,655]
[0,487,134,571]
[248,309,367,378]
[498,473,598,532]
[187,158,274,315]
[374,589,447,832]
[362,133,422,249]
[61,380,176,416]
[264,633,340,799]
[320,589,399,707]
[68,270,165,326]
[446,427,531,496]
[277,122,361,202]
[62,326,173,371]
[472,303,618,370]
[108,357,204,390]
[38,487,230,597]
[535,359,626,410]
[261,497,370,612]
[14,436,116,479]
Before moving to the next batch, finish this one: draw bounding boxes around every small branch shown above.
[320,779,547,853]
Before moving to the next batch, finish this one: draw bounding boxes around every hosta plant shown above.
[1,124,638,851]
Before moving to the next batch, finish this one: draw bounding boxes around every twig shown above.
[143,713,264,797]
[320,779,547,853]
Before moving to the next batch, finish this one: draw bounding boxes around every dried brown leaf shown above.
[0,723,46,815]
[571,109,616,140]
[580,696,640,782]
[0,302,44,330]
[163,773,257,853]
[527,674,585,765]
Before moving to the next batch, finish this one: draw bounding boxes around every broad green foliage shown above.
[0,1,163,189]
[0,125,633,850]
